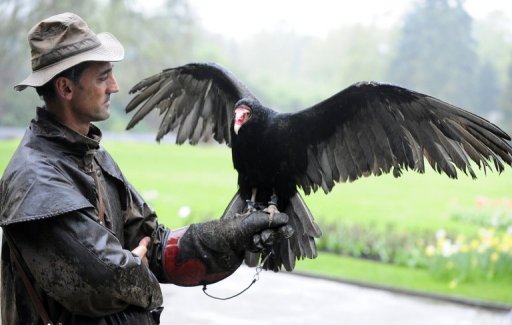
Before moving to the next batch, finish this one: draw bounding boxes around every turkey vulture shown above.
[125,62,512,272]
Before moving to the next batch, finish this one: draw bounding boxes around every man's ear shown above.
[54,77,74,100]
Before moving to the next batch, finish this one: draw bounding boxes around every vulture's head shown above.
[233,98,258,135]
[234,105,251,135]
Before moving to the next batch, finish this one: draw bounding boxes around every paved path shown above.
[160,266,511,325]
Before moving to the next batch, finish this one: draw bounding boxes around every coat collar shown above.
[31,106,102,155]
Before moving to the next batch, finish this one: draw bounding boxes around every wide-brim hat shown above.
[15,12,124,91]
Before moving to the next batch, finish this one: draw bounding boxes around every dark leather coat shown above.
[0,108,168,324]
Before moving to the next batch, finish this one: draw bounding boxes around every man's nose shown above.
[108,75,120,93]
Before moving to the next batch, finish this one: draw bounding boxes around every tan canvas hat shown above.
[14,12,124,91]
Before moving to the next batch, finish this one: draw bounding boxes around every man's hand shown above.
[237,211,292,252]
[132,236,151,266]
[250,222,294,252]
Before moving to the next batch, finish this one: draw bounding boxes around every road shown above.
[160,266,511,325]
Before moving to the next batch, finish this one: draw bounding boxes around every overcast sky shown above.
[187,0,512,39]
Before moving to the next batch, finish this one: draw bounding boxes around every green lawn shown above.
[295,253,512,306]
[1,138,511,305]
[100,141,512,237]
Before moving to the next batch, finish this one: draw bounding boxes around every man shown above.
[0,12,289,324]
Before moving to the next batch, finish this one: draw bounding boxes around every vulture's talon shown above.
[263,204,280,216]
[235,201,257,218]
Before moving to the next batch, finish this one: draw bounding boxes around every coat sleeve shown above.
[5,208,163,317]
[121,182,171,283]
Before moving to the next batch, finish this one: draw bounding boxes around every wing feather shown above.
[126,62,256,146]
[288,82,512,193]
[334,135,350,182]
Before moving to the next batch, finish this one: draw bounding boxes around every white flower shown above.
[178,206,191,218]
[436,229,447,241]
[479,227,494,240]
[441,240,456,257]
[142,190,159,201]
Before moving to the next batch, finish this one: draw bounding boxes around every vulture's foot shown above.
[263,204,280,215]
[263,194,280,219]
[235,200,257,218]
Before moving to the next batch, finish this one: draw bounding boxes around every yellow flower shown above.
[470,239,479,250]
[437,238,445,249]
[448,280,458,289]
[490,252,499,263]
[503,235,512,250]
[425,245,436,257]
[499,237,512,253]
[460,244,469,253]
[498,242,510,253]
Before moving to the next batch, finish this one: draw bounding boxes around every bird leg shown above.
[263,193,280,220]
[236,188,258,218]
[246,188,258,212]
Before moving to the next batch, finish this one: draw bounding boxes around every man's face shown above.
[70,61,119,124]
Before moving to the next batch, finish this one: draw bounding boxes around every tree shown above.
[0,0,198,130]
[499,57,512,134]
[473,62,501,120]
[0,0,101,126]
[473,11,512,84]
[220,24,394,113]
[386,0,480,112]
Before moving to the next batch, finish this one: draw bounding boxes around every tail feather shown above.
[270,192,321,271]
[221,191,322,272]
[289,193,321,260]
[244,251,260,267]
[279,238,295,271]
[289,194,322,237]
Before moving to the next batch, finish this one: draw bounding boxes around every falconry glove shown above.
[161,210,289,286]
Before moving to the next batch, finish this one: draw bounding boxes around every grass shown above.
[295,253,512,305]
[101,141,512,237]
[1,137,511,305]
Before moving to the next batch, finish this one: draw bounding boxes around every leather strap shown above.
[4,231,54,325]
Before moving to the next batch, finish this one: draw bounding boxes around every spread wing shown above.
[288,82,512,194]
[125,62,256,146]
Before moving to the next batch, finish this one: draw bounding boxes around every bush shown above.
[316,221,431,268]
[424,227,512,286]
[316,220,512,286]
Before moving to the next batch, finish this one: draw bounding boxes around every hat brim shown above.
[14,32,124,91]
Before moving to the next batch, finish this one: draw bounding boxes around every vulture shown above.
[125,62,512,272]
